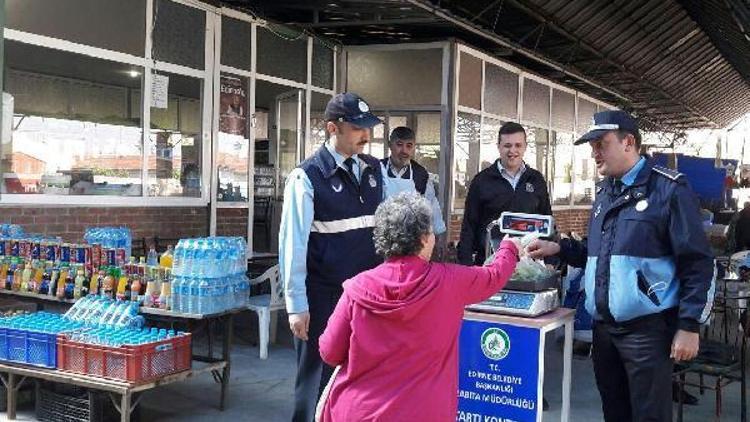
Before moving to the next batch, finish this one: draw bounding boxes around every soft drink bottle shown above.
[63,269,75,300]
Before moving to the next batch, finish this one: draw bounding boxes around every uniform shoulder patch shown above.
[651,165,683,181]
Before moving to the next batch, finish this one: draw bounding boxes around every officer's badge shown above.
[525,183,534,193]
[369,174,377,188]
[635,200,648,212]
[358,100,370,112]
[331,182,343,193]
[594,204,602,218]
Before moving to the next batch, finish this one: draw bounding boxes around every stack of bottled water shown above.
[0,311,83,334]
[0,224,24,238]
[64,295,144,329]
[83,227,132,258]
[66,326,183,347]
[172,237,250,314]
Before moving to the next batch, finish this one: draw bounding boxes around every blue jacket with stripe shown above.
[559,158,713,332]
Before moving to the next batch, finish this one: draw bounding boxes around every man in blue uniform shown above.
[527,110,713,422]
[279,92,383,422]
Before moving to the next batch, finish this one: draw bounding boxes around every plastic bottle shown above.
[187,277,199,314]
[160,246,174,269]
[147,246,158,267]
[48,267,59,297]
[74,268,85,300]
[39,268,51,295]
[116,274,128,301]
[63,269,75,300]
[159,280,171,310]
[131,275,142,303]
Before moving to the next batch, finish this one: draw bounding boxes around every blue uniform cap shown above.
[324,92,383,129]
[575,110,640,145]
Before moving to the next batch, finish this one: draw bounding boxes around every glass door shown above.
[275,89,304,197]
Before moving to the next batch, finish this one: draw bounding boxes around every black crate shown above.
[36,386,103,422]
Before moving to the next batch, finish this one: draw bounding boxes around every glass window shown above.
[217,75,249,202]
[346,49,443,107]
[153,0,206,70]
[148,72,203,197]
[480,118,502,171]
[415,113,442,177]
[367,114,387,160]
[524,126,549,178]
[577,98,597,132]
[552,89,575,132]
[459,52,482,110]
[484,64,518,119]
[522,79,550,127]
[6,0,146,57]
[454,112,480,210]
[257,25,308,83]
[3,41,143,196]
[312,39,334,90]
[221,16,252,72]
[574,147,597,205]
[551,131,574,206]
[308,92,332,159]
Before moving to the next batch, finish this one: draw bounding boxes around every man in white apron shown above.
[380,126,446,236]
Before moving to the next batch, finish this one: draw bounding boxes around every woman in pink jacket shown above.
[318,192,521,421]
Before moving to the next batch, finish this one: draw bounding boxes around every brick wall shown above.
[446,207,591,246]
[216,208,249,237]
[0,206,208,243]
[552,208,590,236]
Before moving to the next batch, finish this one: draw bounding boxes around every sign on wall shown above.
[458,319,540,422]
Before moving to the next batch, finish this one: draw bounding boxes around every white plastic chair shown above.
[247,264,283,359]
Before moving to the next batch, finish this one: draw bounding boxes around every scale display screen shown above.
[499,212,554,237]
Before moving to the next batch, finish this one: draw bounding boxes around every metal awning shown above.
[221,0,750,131]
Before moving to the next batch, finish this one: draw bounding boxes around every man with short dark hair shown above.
[457,121,551,265]
[279,92,384,422]
[381,126,446,236]
[526,110,713,422]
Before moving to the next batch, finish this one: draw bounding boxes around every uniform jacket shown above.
[458,161,552,265]
[559,158,714,332]
[301,146,383,292]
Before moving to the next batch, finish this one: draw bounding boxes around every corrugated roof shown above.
[222,0,750,130]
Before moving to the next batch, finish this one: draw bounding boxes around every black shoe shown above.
[672,383,699,406]
[543,397,549,411]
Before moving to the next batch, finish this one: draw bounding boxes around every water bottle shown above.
[147,247,158,267]
[186,277,198,314]
[196,277,209,314]
[171,276,182,312]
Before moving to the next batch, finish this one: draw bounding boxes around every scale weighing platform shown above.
[466,212,560,317]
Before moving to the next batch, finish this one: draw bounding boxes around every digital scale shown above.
[467,212,560,317]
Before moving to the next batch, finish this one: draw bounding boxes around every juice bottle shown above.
[103,268,115,299]
[0,259,8,286]
[12,262,23,291]
[160,246,174,268]
[130,275,142,302]
[159,280,171,310]
[116,274,128,301]
[21,261,32,292]
[73,268,85,300]
[56,266,68,299]
[32,263,44,293]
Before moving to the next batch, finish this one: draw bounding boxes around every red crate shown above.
[57,333,191,384]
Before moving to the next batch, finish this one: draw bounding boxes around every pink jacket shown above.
[318,241,519,422]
